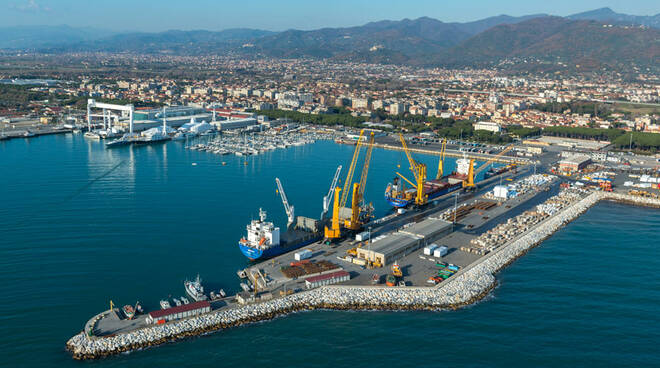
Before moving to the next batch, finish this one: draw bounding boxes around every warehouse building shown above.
[356,218,452,266]
[305,270,350,289]
[558,155,592,173]
[146,301,211,324]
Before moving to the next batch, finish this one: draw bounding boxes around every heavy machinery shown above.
[320,165,342,220]
[436,138,446,180]
[397,133,428,206]
[463,145,515,188]
[324,130,375,240]
[275,178,295,228]
[392,261,403,277]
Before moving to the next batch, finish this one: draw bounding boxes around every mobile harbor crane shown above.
[320,165,342,220]
[324,130,375,241]
[463,144,515,188]
[396,133,428,206]
[275,178,295,228]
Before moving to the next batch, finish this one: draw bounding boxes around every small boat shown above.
[218,289,226,298]
[173,298,182,307]
[180,297,190,304]
[136,302,143,314]
[184,274,208,301]
[122,305,135,319]
[83,131,100,140]
[160,300,171,309]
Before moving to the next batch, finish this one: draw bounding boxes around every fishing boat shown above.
[159,300,171,310]
[184,274,208,301]
[122,305,135,319]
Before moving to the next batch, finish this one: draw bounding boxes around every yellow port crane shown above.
[397,134,428,206]
[324,130,375,239]
[436,138,446,180]
[464,144,515,188]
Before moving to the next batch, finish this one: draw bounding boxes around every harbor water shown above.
[1,134,659,367]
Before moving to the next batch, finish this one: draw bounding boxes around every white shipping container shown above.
[423,244,439,256]
[355,231,370,242]
[294,249,312,261]
[433,246,448,258]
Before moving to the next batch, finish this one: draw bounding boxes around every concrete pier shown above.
[65,191,660,360]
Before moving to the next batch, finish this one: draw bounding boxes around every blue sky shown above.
[2,0,659,32]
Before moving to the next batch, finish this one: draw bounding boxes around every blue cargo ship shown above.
[238,209,321,261]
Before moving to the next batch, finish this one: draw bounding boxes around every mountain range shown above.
[1,8,658,73]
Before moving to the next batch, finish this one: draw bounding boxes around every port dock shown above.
[67,187,660,360]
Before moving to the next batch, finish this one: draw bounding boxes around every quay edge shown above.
[66,192,660,360]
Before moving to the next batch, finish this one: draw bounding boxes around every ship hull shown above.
[239,236,321,261]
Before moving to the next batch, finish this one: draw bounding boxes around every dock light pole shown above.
[452,192,458,231]
[368,226,372,263]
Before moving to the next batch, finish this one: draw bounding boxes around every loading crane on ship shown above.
[463,144,515,188]
[275,178,295,228]
[324,130,375,240]
[396,133,428,206]
[320,165,342,220]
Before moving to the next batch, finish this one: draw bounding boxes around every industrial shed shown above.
[305,270,350,289]
[399,218,452,240]
[357,218,452,265]
[146,301,211,324]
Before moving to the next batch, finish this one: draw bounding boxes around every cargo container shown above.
[424,244,439,256]
[294,249,312,261]
[355,231,370,242]
[433,246,448,258]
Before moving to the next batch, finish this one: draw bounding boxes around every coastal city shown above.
[1,1,659,366]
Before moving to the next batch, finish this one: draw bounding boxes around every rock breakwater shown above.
[66,191,659,360]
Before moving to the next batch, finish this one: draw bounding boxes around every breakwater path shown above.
[66,191,660,360]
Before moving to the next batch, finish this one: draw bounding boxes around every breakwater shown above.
[66,191,660,360]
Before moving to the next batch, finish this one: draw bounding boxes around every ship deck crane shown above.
[399,134,427,206]
[464,144,515,188]
[275,178,295,228]
[321,165,342,220]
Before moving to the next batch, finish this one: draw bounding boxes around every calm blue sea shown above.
[0,134,658,367]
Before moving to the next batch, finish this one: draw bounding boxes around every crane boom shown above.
[399,134,419,183]
[464,145,515,187]
[475,145,514,176]
[339,130,365,208]
[275,178,295,227]
[436,138,446,180]
[321,165,342,220]
[357,132,375,201]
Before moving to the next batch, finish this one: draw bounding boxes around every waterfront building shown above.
[474,121,502,133]
[146,301,210,324]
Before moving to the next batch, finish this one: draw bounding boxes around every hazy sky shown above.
[2,0,659,32]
